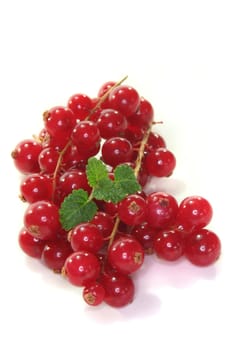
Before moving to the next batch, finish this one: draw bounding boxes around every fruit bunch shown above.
[11,76,221,308]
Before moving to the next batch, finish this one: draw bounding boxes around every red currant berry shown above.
[97,109,127,139]
[67,93,92,121]
[146,192,179,229]
[145,147,176,177]
[131,222,157,254]
[98,81,116,98]
[127,97,154,127]
[43,106,75,139]
[71,121,101,152]
[38,147,60,174]
[108,85,140,117]
[64,251,101,286]
[97,81,116,109]
[18,227,45,258]
[153,228,184,261]
[123,123,145,144]
[101,271,135,307]
[102,201,119,217]
[90,211,114,240]
[185,229,221,266]
[69,223,104,254]
[118,194,146,226]
[24,200,61,240]
[101,137,133,167]
[20,173,53,203]
[147,132,166,151]
[83,281,105,306]
[11,139,42,174]
[58,169,91,200]
[176,195,213,231]
[62,144,88,170]
[108,236,144,274]
[138,165,149,187]
[88,101,103,122]
[41,239,73,272]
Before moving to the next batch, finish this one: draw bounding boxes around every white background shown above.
[1,1,233,349]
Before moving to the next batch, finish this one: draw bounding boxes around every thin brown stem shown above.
[51,75,128,201]
[134,123,153,178]
[107,123,153,249]
[108,216,121,248]
[86,75,128,120]
[52,140,72,200]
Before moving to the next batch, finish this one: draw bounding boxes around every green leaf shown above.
[93,165,141,203]
[59,189,98,230]
[93,177,116,201]
[114,164,141,197]
[86,157,109,187]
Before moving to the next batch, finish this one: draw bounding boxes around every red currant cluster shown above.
[12,77,221,308]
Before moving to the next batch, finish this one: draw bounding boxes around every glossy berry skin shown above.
[102,201,119,217]
[97,108,127,139]
[146,192,179,229]
[131,222,157,254]
[20,173,53,203]
[176,196,213,231]
[43,106,75,139]
[58,169,91,200]
[11,139,42,174]
[147,132,166,151]
[71,120,101,152]
[90,211,114,239]
[153,229,184,261]
[98,81,116,98]
[108,236,144,274]
[123,123,145,144]
[108,85,140,117]
[127,97,154,127]
[67,93,92,121]
[101,137,133,167]
[96,81,116,109]
[82,282,105,306]
[185,229,221,266]
[18,227,45,258]
[118,194,146,226]
[41,239,73,272]
[69,223,104,254]
[101,271,135,307]
[64,251,101,287]
[62,144,88,171]
[38,147,60,173]
[24,200,61,240]
[145,147,176,177]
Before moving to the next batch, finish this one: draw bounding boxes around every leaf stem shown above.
[88,188,95,202]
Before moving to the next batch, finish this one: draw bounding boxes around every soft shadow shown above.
[139,255,218,290]
[23,255,69,290]
[144,176,187,197]
[84,291,161,324]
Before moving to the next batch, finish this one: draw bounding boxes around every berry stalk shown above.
[52,140,72,200]
[133,123,153,178]
[50,76,128,197]
[86,75,128,120]
[107,123,153,248]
